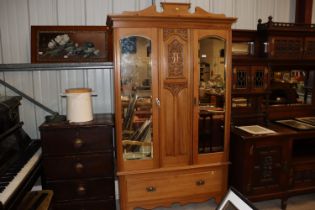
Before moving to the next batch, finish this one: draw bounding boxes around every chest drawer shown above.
[41,126,113,155]
[45,178,115,202]
[126,169,223,202]
[43,153,114,180]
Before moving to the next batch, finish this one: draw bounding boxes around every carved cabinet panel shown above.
[160,28,192,167]
[268,36,303,59]
[304,37,315,59]
[249,143,287,194]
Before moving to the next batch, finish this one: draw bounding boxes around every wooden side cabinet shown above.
[229,124,293,209]
[39,114,116,210]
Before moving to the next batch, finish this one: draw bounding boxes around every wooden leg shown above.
[281,198,288,210]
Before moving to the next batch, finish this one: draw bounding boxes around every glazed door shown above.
[232,66,251,94]
[159,28,193,167]
[115,28,159,171]
[193,29,232,164]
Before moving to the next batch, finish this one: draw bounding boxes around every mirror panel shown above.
[270,70,314,106]
[119,36,153,160]
[198,37,226,154]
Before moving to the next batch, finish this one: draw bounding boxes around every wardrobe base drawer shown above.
[126,168,223,203]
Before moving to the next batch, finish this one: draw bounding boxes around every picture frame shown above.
[275,119,315,130]
[31,26,112,63]
[216,187,258,210]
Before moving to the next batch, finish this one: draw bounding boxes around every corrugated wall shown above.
[0,0,303,138]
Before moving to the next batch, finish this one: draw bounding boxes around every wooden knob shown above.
[75,162,84,173]
[196,179,205,186]
[74,138,84,149]
[77,185,86,195]
[146,186,156,192]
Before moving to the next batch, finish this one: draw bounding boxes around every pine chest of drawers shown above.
[39,114,116,210]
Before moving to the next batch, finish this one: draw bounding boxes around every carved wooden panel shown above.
[250,145,283,193]
[269,37,303,59]
[160,28,191,167]
[304,37,315,59]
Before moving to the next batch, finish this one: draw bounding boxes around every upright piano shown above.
[0,96,42,210]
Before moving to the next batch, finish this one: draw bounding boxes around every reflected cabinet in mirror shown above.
[198,37,226,153]
[270,70,314,106]
[120,36,153,161]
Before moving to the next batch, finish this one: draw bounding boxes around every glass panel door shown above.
[198,37,226,153]
[120,36,153,160]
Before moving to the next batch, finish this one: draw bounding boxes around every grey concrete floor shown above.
[117,193,315,210]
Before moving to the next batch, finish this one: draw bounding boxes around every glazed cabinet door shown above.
[251,66,269,93]
[193,29,231,164]
[232,66,251,94]
[114,28,159,171]
[159,28,193,167]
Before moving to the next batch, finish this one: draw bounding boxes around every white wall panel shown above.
[0,0,30,63]
[138,0,153,10]
[86,0,112,25]
[29,0,58,25]
[57,0,86,25]
[274,0,292,22]
[4,72,38,138]
[0,32,2,64]
[113,0,137,13]
[210,0,235,17]
[234,0,257,29]
[256,0,276,23]
[87,68,114,113]
[32,70,60,136]
[193,0,210,12]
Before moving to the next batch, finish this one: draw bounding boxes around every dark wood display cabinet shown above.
[258,16,315,61]
[230,123,315,210]
[39,114,116,210]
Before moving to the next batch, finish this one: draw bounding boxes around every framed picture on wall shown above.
[31,26,112,63]
[216,187,258,210]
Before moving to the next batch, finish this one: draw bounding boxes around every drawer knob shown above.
[75,162,84,173]
[146,186,156,192]
[196,179,205,186]
[77,185,86,195]
[74,138,84,149]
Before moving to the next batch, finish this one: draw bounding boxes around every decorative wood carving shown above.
[167,39,184,78]
[163,80,188,96]
[163,29,188,41]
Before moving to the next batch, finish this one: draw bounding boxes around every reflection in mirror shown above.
[120,36,153,160]
[270,70,314,105]
[198,37,226,154]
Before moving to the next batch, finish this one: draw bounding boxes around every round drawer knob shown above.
[74,138,84,149]
[146,186,156,192]
[77,185,86,196]
[196,179,205,186]
[75,162,84,173]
